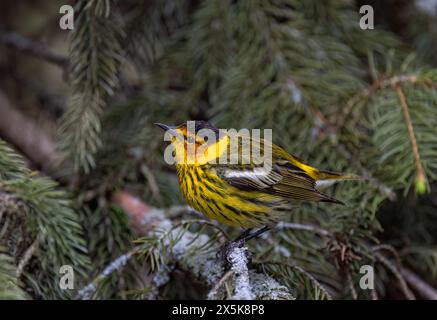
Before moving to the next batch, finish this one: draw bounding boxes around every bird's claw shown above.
[217,239,252,263]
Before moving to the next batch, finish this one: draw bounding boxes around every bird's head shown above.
[155,121,227,165]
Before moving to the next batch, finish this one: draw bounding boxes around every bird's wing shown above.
[216,165,283,191]
[213,133,343,204]
[272,161,336,202]
[215,160,343,204]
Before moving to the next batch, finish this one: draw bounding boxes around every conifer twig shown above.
[399,267,437,300]
[372,245,437,299]
[340,74,420,125]
[394,84,426,190]
[372,244,403,266]
[311,109,397,201]
[16,236,39,278]
[375,253,415,300]
[207,270,234,300]
[332,73,436,200]
[261,262,331,300]
[76,247,140,299]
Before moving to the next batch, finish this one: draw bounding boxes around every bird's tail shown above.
[313,170,361,205]
[313,170,361,189]
[314,170,360,181]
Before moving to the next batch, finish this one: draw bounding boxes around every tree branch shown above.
[76,247,139,299]
[0,30,68,68]
[400,267,437,300]
[227,246,254,299]
[375,252,415,300]
[394,84,427,192]
[16,236,39,278]
[0,90,59,171]
[107,191,293,300]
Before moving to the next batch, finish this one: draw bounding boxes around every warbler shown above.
[156,121,355,233]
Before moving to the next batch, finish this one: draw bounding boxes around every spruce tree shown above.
[1,0,437,299]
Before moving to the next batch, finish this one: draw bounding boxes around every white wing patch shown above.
[224,167,268,178]
[224,167,281,188]
[315,179,337,188]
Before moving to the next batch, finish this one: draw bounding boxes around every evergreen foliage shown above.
[59,0,124,172]
[0,140,89,298]
[1,0,437,299]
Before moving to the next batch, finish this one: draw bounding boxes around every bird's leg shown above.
[239,226,271,243]
[217,226,272,260]
[217,229,251,260]
[232,226,271,245]
[233,228,253,242]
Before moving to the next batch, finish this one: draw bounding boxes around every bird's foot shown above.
[216,226,271,261]
[217,238,252,264]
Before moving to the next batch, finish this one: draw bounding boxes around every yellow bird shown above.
[156,121,355,239]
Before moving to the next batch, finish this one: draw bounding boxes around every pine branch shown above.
[394,84,427,193]
[207,270,233,299]
[109,191,293,300]
[368,78,437,194]
[59,0,124,173]
[259,262,332,300]
[16,236,39,278]
[124,0,189,68]
[337,73,422,144]
[310,104,397,201]
[0,140,90,298]
[77,246,139,299]
[0,249,27,300]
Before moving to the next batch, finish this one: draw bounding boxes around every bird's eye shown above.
[203,136,208,142]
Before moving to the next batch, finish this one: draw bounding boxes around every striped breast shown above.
[176,164,288,228]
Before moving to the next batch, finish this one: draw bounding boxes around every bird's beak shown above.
[155,123,178,137]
